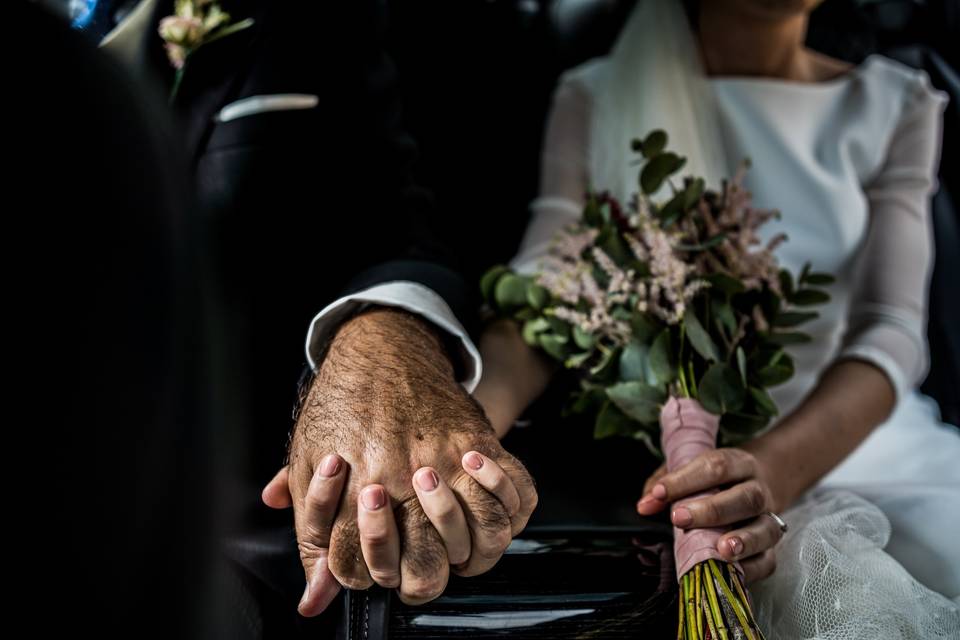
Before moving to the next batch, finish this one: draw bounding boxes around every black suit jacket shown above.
[130,0,474,486]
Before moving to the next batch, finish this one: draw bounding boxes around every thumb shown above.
[262,465,293,509]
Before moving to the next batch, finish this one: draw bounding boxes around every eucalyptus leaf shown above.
[594,402,635,439]
[589,347,621,379]
[584,194,602,226]
[706,273,745,295]
[640,152,686,194]
[631,312,660,344]
[565,351,594,369]
[521,317,551,345]
[698,363,745,415]
[648,329,677,384]
[480,265,510,302]
[778,269,794,300]
[774,311,819,327]
[684,312,721,362]
[538,333,569,361]
[526,283,550,310]
[619,340,650,382]
[606,381,665,423]
[683,177,705,209]
[546,315,572,339]
[494,273,529,309]
[791,289,831,306]
[804,273,836,285]
[720,411,770,438]
[757,362,793,387]
[640,130,668,158]
[573,325,596,350]
[714,299,737,335]
[676,233,726,251]
[748,386,779,417]
[766,331,812,345]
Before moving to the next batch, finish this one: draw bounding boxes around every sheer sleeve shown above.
[510,79,592,274]
[839,77,948,401]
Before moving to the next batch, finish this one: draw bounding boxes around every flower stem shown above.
[169,66,185,103]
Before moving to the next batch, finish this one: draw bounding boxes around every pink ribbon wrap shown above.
[660,396,742,580]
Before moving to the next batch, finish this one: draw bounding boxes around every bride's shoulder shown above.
[856,55,946,110]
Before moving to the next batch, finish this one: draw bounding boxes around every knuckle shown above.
[744,481,767,513]
[369,570,401,589]
[401,577,446,604]
[704,451,729,483]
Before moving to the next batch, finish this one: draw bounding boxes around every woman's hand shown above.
[635,448,785,583]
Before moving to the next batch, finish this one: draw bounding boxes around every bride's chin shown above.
[702,0,824,20]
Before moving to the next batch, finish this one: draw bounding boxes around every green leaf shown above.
[640,130,668,158]
[565,351,594,369]
[736,346,747,386]
[749,387,779,417]
[698,363,746,415]
[573,325,596,350]
[778,269,794,300]
[720,412,770,440]
[757,360,794,387]
[494,273,529,309]
[594,402,636,439]
[675,233,726,252]
[589,346,620,378]
[619,340,650,382]
[546,315,572,339]
[583,194,602,226]
[600,231,631,264]
[648,329,677,384]
[684,313,721,362]
[640,152,686,194]
[765,331,812,345]
[683,177,705,209]
[526,283,550,310]
[632,429,663,459]
[606,381,665,423]
[774,311,819,327]
[538,333,569,361]
[706,272,745,295]
[480,265,510,303]
[791,289,831,306]
[804,273,836,285]
[630,313,660,344]
[521,317,551,345]
[714,299,737,336]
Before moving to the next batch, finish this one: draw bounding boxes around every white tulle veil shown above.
[576,0,729,201]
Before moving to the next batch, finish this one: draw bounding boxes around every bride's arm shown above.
[473,320,555,438]
[473,78,593,436]
[752,74,948,509]
[638,74,947,580]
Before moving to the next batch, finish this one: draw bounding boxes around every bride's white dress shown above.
[512,49,960,636]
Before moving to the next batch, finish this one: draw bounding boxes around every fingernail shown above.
[319,455,341,477]
[361,486,385,511]
[465,452,484,471]
[727,537,743,556]
[672,506,692,528]
[652,484,667,500]
[637,495,656,509]
[416,469,439,492]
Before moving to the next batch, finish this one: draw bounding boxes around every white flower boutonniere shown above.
[159,0,254,99]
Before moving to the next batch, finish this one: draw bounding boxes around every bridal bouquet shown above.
[482,131,833,639]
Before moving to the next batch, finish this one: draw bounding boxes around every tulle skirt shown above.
[753,393,960,638]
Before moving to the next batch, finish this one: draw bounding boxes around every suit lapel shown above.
[102,0,264,162]
[172,3,263,161]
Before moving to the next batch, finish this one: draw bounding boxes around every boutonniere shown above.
[159,0,255,100]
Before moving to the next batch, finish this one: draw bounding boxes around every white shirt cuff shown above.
[304,281,482,392]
